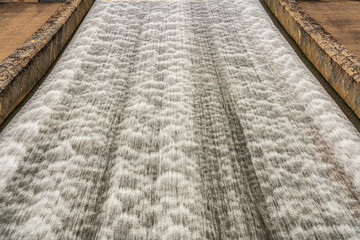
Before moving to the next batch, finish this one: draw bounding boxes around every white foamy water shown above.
[0,0,360,239]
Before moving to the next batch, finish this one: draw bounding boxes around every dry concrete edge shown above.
[0,0,95,126]
[263,0,360,119]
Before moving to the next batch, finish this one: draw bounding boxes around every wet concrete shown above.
[298,0,360,58]
[0,3,63,62]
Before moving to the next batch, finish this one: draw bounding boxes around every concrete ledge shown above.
[0,0,94,125]
[0,0,66,2]
[263,0,360,118]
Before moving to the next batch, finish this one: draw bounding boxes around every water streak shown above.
[0,0,360,239]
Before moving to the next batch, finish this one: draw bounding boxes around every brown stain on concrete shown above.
[0,3,63,62]
[0,0,95,126]
[262,0,360,119]
[298,0,360,58]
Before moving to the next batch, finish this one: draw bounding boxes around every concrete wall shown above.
[0,0,64,2]
[263,0,360,118]
[0,0,94,125]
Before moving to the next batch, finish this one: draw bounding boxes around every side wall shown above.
[263,0,360,118]
[0,0,94,125]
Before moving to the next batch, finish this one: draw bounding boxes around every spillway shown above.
[1,0,360,239]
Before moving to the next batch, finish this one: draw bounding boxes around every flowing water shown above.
[1,0,360,239]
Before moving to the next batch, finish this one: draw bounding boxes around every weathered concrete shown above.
[0,0,95,125]
[262,0,360,118]
[0,0,64,2]
[0,0,38,2]
[0,3,63,62]
[298,0,360,58]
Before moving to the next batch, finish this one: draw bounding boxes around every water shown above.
[1,0,360,239]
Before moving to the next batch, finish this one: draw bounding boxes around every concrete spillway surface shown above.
[1,0,360,239]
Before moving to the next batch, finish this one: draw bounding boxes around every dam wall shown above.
[263,0,360,118]
[1,1,360,238]
[1,0,360,127]
[0,0,94,125]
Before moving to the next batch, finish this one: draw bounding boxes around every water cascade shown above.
[1,0,360,239]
